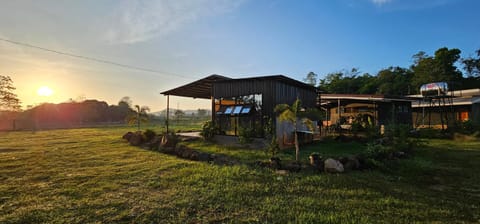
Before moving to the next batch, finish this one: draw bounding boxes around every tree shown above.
[127,105,150,131]
[463,49,480,77]
[197,109,207,117]
[303,72,318,86]
[0,75,21,111]
[411,47,463,92]
[174,109,185,123]
[274,98,312,162]
[376,67,413,95]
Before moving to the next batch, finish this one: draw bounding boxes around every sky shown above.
[1,0,479,111]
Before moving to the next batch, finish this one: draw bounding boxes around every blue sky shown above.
[1,0,479,111]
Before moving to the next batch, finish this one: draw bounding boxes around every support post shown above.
[166,95,170,134]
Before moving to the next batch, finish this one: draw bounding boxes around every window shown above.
[224,106,233,114]
[232,106,243,114]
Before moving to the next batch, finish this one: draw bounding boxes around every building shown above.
[410,88,480,128]
[161,74,318,139]
[320,94,414,131]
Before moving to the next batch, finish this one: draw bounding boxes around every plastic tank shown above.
[420,82,449,97]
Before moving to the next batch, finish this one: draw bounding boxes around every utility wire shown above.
[0,37,193,80]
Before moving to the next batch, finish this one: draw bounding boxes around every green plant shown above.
[200,120,219,142]
[238,126,255,144]
[265,135,280,157]
[365,143,394,160]
[143,129,157,142]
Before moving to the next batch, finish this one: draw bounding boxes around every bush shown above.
[143,129,157,142]
[238,126,255,144]
[265,136,280,157]
[200,121,219,142]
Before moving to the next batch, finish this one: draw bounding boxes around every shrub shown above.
[265,135,280,157]
[200,121,219,142]
[143,129,157,142]
[238,126,255,144]
[365,143,394,160]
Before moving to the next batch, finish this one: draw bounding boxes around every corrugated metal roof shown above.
[160,74,231,99]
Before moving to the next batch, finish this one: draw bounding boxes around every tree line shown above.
[305,47,480,95]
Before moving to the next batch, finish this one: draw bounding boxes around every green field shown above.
[0,128,479,223]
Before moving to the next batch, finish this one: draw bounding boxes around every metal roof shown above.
[160,74,231,99]
[160,74,317,99]
[321,94,415,103]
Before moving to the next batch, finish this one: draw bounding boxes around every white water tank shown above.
[420,82,449,97]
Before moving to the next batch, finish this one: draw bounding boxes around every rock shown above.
[174,145,187,157]
[342,155,360,171]
[189,150,200,161]
[270,157,282,170]
[309,154,324,171]
[284,161,301,172]
[129,132,144,146]
[160,134,178,149]
[122,132,134,141]
[324,158,344,173]
[197,152,211,162]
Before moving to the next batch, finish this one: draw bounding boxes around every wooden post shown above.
[166,95,170,134]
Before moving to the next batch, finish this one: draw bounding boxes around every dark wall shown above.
[213,79,317,117]
[377,101,412,125]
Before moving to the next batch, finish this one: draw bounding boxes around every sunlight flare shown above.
[37,86,54,97]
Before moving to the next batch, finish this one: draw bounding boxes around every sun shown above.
[37,86,54,97]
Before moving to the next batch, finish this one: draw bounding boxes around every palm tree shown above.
[128,105,150,131]
[275,98,312,161]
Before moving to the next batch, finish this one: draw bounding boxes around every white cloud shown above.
[370,0,393,6]
[104,0,245,44]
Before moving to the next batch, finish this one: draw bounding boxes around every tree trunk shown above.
[294,131,299,161]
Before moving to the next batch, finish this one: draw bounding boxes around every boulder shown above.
[324,158,344,173]
[342,155,360,171]
[174,145,187,157]
[160,134,178,149]
[129,132,144,146]
[309,154,324,171]
[284,161,301,172]
[122,132,134,141]
[197,152,211,162]
[269,157,282,170]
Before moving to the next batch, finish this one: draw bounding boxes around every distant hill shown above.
[151,109,211,117]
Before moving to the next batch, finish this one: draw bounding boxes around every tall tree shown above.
[463,49,480,77]
[0,75,21,111]
[411,47,463,92]
[376,67,413,95]
[303,72,318,86]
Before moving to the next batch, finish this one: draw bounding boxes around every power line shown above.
[0,37,193,79]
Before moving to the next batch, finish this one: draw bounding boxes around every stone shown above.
[309,154,324,171]
[197,152,211,162]
[160,134,178,149]
[122,132,134,141]
[324,158,344,173]
[342,155,360,171]
[174,145,187,157]
[189,150,200,161]
[129,132,144,146]
[284,161,301,172]
[270,157,282,170]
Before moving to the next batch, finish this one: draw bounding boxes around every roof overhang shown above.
[160,74,231,99]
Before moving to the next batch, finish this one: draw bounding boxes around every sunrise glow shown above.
[37,86,54,97]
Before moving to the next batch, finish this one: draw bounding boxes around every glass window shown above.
[233,106,243,114]
[224,106,233,114]
[241,106,251,114]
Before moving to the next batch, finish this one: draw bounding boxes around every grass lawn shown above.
[0,128,479,223]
